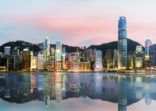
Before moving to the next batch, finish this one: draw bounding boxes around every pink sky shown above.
[0,0,156,46]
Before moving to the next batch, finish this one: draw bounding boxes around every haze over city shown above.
[0,0,156,46]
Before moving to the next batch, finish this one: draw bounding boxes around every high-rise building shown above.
[145,39,152,60]
[30,51,38,71]
[127,51,135,69]
[62,47,66,70]
[4,46,11,55]
[22,48,31,71]
[118,16,127,69]
[104,49,118,69]
[94,50,103,71]
[37,52,44,70]
[67,51,80,71]
[149,44,156,66]
[135,46,144,69]
[12,47,20,70]
[44,37,50,63]
[55,42,62,71]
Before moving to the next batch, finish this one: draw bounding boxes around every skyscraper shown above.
[135,46,144,68]
[94,50,103,71]
[118,16,127,69]
[44,36,50,63]
[145,39,152,60]
[55,42,62,71]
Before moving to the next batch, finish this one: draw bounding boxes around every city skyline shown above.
[0,0,156,46]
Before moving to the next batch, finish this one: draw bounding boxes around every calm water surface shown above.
[0,72,156,111]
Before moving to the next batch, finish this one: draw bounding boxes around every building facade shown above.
[149,44,156,66]
[118,16,127,69]
[22,48,31,71]
[37,52,44,70]
[4,46,11,56]
[94,50,103,71]
[135,46,144,69]
[55,42,62,71]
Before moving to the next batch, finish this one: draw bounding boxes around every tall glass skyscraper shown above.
[145,39,152,60]
[44,36,50,62]
[118,16,127,69]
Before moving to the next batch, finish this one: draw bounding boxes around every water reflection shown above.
[0,72,156,111]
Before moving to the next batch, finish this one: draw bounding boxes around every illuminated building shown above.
[86,49,95,62]
[127,51,134,69]
[62,47,66,70]
[1,47,20,71]
[66,61,71,71]
[79,62,91,71]
[46,60,55,71]
[4,46,11,55]
[149,44,156,66]
[104,49,118,69]
[37,52,44,70]
[145,39,152,60]
[22,48,31,71]
[67,51,80,71]
[30,52,38,71]
[118,16,127,69]
[44,37,50,67]
[145,39,152,68]
[86,49,95,70]
[82,47,87,62]
[135,46,144,69]
[55,42,62,71]
[94,50,103,71]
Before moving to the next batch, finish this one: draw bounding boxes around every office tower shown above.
[67,51,80,71]
[113,49,118,69]
[86,49,95,70]
[12,47,20,70]
[135,46,144,68]
[37,52,44,70]
[12,47,20,55]
[4,46,11,55]
[127,51,135,69]
[94,50,103,71]
[55,42,62,71]
[44,37,50,63]
[30,51,38,71]
[62,47,66,70]
[22,48,31,71]
[118,16,127,69]
[104,49,118,69]
[149,44,156,66]
[145,39,152,60]
[82,47,87,62]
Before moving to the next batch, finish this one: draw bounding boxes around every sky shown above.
[0,0,156,46]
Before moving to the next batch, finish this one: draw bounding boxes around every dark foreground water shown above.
[0,72,156,111]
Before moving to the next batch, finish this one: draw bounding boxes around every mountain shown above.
[0,38,143,55]
[0,40,41,54]
[88,38,144,55]
[0,41,81,54]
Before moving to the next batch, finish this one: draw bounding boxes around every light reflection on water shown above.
[0,72,156,111]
